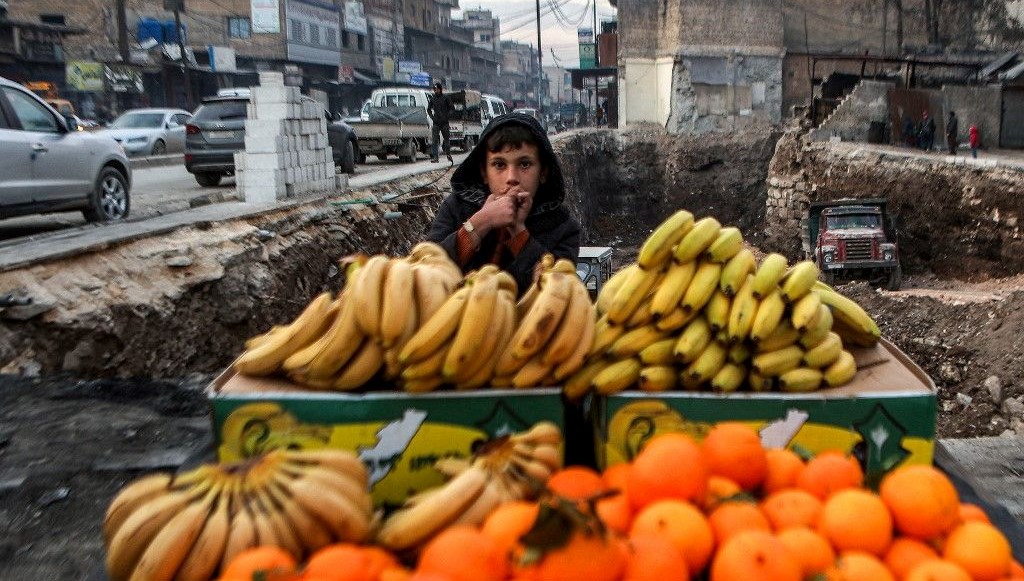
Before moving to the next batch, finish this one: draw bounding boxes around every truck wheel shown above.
[195,172,221,187]
[885,265,902,291]
[341,140,356,174]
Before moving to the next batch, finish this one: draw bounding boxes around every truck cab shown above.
[808,198,901,290]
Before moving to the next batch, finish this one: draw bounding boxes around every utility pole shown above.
[172,1,193,109]
[535,0,543,112]
[116,0,129,62]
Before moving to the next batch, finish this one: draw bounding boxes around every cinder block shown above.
[245,119,288,140]
[244,152,287,171]
[258,71,285,86]
[244,134,288,154]
[250,102,297,120]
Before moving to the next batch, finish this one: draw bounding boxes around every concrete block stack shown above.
[235,72,335,204]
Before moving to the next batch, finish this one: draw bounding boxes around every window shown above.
[342,30,350,48]
[171,113,190,126]
[3,87,59,133]
[481,34,490,42]
[290,19,304,42]
[326,27,337,48]
[309,24,320,45]
[357,34,364,50]
[228,17,251,39]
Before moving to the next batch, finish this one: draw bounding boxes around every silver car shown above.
[0,76,132,222]
[99,107,192,156]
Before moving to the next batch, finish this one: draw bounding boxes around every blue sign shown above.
[409,72,432,87]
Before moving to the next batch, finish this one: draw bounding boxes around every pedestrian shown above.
[918,111,936,152]
[902,115,915,148]
[427,82,452,163]
[946,110,959,155]
[969,124,980,159]
[426,112,581,295]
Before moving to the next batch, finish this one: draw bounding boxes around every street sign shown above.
[398,60,421,74]
[66,61,104,92]
[579,43,596,69]
[409,72,431,87]
[578,27,593,44]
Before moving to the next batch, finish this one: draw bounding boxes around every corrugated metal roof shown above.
[1001,59,1024,82]
[981,51,1019,78]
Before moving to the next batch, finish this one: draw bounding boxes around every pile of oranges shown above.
[216,422,1022,581]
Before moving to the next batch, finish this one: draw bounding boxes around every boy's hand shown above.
[471,192,517,233]
[508,189,533,236]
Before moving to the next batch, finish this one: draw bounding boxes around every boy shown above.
[426,113,581,295]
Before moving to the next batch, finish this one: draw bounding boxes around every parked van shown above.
[369,87,433,124]
[481,94,509,127]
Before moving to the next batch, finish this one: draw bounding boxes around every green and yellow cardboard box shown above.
[208,372,564,508]
[592,338,936,481]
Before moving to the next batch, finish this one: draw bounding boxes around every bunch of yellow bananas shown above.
[376,421,563,551]
[103,448,374,581]
[566,210,882,398]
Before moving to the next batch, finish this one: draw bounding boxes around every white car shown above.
[98,108,192,156]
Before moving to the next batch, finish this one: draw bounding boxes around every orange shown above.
[760,489,823,531]
[709,530,802,581]
[379,568,414,581]
[627,433,709,510]
[884,537,940,579]
[304,544,374,581]
[481,501,539,558]
[880,465,960,539]
[596,491,633,534]
[905,559,973,581]
[942,521,1012,581]
[763,448,805,494]
[417,525,508,581]
[700,422,769,490]
[707,500,771,545]
[546,466,605,500]
[1011,560,1024,579]
[701,476,743,511]
[406,575,451,581]
[602,462,632,490]
[513,530,627,581]
[630,499,714,576]
[777,527,835,576]
[220,546,297,580]
[959,503,991,524]
[797,450,863,499]
[826,551,895,581]
[623,533,690,581]
[819,489,893,556]
[363,547,402,581]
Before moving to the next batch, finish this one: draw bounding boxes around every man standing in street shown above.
[946,110,959,155]
[918,110,936,152]
[427,82,453,163]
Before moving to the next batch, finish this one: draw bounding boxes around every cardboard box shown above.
[208,371,565,507]
[593,339,936,482]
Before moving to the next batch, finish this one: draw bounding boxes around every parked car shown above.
[185,94,358,187]
[98,108,192,156]
[0,76,132,222]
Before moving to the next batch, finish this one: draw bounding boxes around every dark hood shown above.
[450,113,566,215]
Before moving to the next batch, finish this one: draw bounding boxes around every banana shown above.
[756,319,800,352]
[813,283,881,347]
[399,286,470,364]
[607,265,663,325]
[265,482,333,556]
[495,271,518,295]
[288,292,363,380]
[285,448,368,484]
[588,315,626,358]
[750,289,786,343]
[777,367,823,392]
[412,265,451,325]
[551,292,597,381]
[591,358,642,395]
[508,271,573,361]
[751,345,804,377]
[638,209,694,269]
[352,255,390,338]
[799,303,833,348]
[823,350,857,387]
[563,358,607,400]
[173,488,231,581]
[409,241,450,263]
[383,304,418,381]
[704,226,743,263]
[512,355,553,389]
[283,465,372,517]
[780,261,819,303]
[254,489,304,560]
[625,293,655,328]
[649,259,697,318]
[727,274,758,343]
[128,487,219,581]
[233,293,334,377]
[444,271,500,378]
[711,362,747,393]
[403,377,446,393]
[705,290,732,332]
[655,307,696,332]
[448,291,508,384]
[639,338,677,366]
[673,216,722,264]
[379,259,415,348]
[220,488,257,572]
[638,366,677,392]
[790,291,823,332]
[727,341,752,364]
[244,326,285,351]
[674,316,713,364]
[512,421,564,447]
[542,280,594,366]
[249,494,280,548]
[287,474,370,543]
[401,336,447,381]
[104,473,173,544]
[608,324,667,359]
[719,248,756,296]
[377,464,489,550]
[595,265,636,316]
[680,261,723,314]
[748,371,775,392]
[751,253,788,299]
[684,340,728,385]
[452,478,505,527]
[803,331,843,368]
[457,294,516,389]
[333,340,385,391]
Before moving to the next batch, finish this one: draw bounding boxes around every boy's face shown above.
[482,143,546,200]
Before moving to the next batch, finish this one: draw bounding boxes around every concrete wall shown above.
[619,57,674,126]
[810,80,894,142]
[942,85,1002,149]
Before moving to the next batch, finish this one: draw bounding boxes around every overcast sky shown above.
[454,0,617,69]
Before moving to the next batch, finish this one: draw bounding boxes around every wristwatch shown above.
[463,220,476,234]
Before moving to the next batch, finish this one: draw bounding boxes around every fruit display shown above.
[233,243,595,392]
[103,448,374,581]
[566,210,882,398]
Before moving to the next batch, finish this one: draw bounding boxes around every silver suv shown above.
[0,76,132,222]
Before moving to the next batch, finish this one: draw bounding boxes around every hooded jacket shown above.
[426,113,581,294]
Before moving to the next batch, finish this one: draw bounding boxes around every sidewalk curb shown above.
[129,154,184,170]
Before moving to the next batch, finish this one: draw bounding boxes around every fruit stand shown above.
[98,211,1024,581]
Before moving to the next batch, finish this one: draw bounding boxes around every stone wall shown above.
[941,84,1003,149]
[810,80,895,143]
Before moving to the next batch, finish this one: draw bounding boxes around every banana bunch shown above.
[567,209,881,398]
[235,242,463,391]
[103,448,374,581]
[376,421,564,552]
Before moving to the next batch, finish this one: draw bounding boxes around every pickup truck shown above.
[448,90,484,152]
[349,106,431,163]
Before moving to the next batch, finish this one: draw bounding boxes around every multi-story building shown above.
[456,9,499,52]
[399,0,501,93]
[500,39,540,108]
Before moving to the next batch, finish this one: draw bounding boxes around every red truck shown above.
[808,198,902,291]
